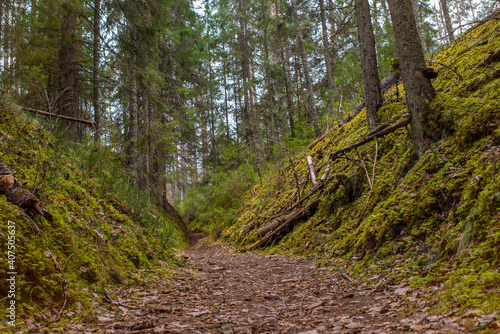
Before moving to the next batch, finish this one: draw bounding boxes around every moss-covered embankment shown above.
[0,100,185,329]
[224,15,500,313]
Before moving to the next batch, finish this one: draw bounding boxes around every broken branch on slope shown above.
[330,116,411,160]
[0,161,53,221]
[308,73,398,151]
[243,198,320,252]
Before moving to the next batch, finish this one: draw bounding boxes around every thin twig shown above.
[355,138,379,227]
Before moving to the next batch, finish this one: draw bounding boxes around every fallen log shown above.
[0,161,53,221]
[242,198,320,252]
[330,116,411,160]
[256,208,300,238]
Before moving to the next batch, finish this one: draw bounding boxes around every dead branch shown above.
[243,198,320,252]
[22,106,96,127]
[283,145,301,199]
[320,161,332,182]
[330,116,411,160]
[307,155,319,186]
[355,138,379,227]
[308,74,398,151]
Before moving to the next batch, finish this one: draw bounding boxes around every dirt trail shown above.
[55,245,471,333]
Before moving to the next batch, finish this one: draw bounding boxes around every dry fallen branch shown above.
[22,106,96,127]
[307,155,319,186]
[330,116,411,160]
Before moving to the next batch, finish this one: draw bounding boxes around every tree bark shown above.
[130,69,139,185]
[0,161,52,221]
[454,1,463,34]
[276,15,295,137]
[93,0,102,143]
[440,0,455,43]
[59,2,79,140]
[290,0,321,137]
[387,0,437,157]
[319,0,335,115]
[355,0,382,130]
[411,0,426,53]
[262,0,277,149]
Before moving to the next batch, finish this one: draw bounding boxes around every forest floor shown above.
[49,243,495,334]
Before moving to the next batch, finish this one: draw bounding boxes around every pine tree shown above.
[387,0,437,156]
[354,0,382,129]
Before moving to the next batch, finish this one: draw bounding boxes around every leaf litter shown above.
[44,244,498,333]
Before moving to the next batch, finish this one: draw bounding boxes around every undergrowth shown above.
[0,101,185,331]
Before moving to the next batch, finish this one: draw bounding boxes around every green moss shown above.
[225,13,500,316]
[0,99,184,329]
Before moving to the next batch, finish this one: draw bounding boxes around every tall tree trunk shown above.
[387,0,437,157]
[411,0,427,54]
[0,1,4,73]
[142,89,151,193]
[290,0,321,137]
[238,0,264,163]
[277,17,295,137]
[238,0,253,146]
[355,0,382,130]
[319,0,334,115]
[440,0,454,43]
[222,46,230,140]
[262,0,276,149]
[93,0,101,143]
[3,5,9,73]
[59,2,79,139]
[454,0,463,34]
[199,94,208,176]
[130,70,139,184]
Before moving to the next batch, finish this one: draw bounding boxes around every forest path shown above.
[58,244,467,333]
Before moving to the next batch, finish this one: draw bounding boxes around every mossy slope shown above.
[0,101,185,329]
[225,15,500,314]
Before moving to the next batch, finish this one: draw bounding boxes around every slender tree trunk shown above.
[355,0,382,130]
[222,46,230,140]
[262,0,276,149]
[440,0,454,43]
[454,0,463,34]
[130,70,139,184]
[142,89,150,193]
[93,0,101,143]
[411,0,427,54]
[277,16,295,137]
[0,1,4,73]
[290,0,321,137]
[387,0,437,156]
[3,6,9,73]
[319,0,334,115]
[59,2,79,139]
[468,0,475,21]
[238,0,253,146]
